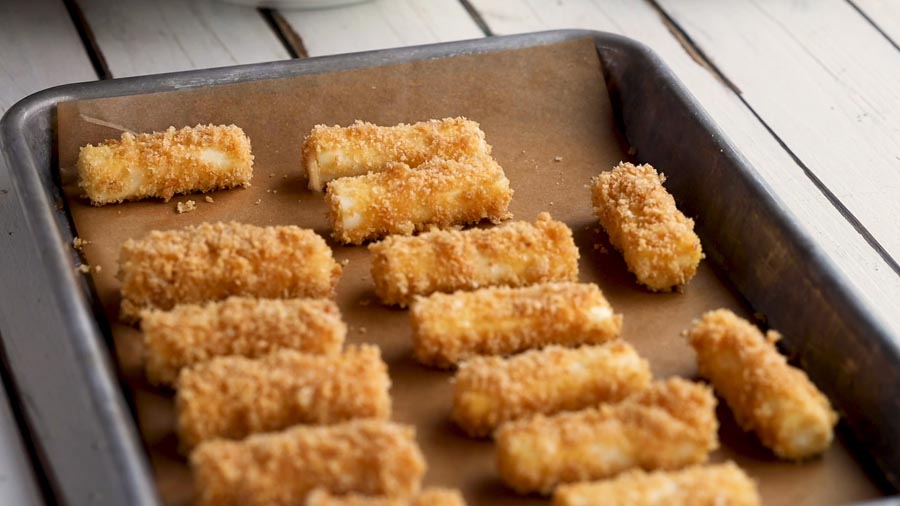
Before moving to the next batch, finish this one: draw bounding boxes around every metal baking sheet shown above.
[1,31,898,506]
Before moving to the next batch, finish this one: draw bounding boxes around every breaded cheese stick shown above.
[495,378,718,494]
[177,345,390,450]
[306,488,466,506]
[591,162,702,291]
[687,309,837,460]
[412,282,622,368]
[326,157,512,244]
[118,222,341,322]
[77,124,253,205]
[452,342,650,437]
[141,296,345,385]
[191,420,426,506]
[303,117,491,191]
[370,213,579,307]
[553,462,760,506]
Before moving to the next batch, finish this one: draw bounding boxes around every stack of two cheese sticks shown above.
[303,117,513,246]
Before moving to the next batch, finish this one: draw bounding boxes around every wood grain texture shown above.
[467,0,900,339]
[0,0,97,112]
[0,2,94,503]
[73,0,290,77]
[656,0,900,272]
[852,0,900,47]
[277,0,483,57]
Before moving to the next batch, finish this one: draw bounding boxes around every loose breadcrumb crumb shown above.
[176,200,196,214]
[77,264,91,274]
[204,195,214,203]
[93,265,102,273]
[553,462,760,506]
[687,309,837,460]
[191,420,426,506]
[72,236,89,250]
[554,156,563,162]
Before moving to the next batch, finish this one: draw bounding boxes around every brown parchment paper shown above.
[57,39,880,505]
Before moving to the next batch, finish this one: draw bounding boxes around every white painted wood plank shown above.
[0,0,97,112]
[278,0,483,57]
[656,0,900,270]
[0,1,92,504]
[75,0,290,77]
[852,0,900,47]
[467,0,900,338]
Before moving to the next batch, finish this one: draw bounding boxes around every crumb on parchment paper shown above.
[176,200,196,214]
[554,156,563,162]
[205,196,214,203]
[77,264,91,274]
[72,236,90,250]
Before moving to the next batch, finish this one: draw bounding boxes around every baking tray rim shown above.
[1,29,897,504]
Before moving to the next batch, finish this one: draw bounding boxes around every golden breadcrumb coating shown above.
[370,213,579,307]
[141,296,345,385]
[591,162,702,291]
[191,420,425,506]
[412,282,622,368]
[305,488,466,506]
[176,345,390,450]
[77,124,253,205]
[452,342,650,437]
[303,117,491,191]
[325,156,512,244]
[687,309,837,460]
[495,378,718,494]
[553,462,760,506]
[118,222,341,322]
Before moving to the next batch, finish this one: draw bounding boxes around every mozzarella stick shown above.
[141,296,345,385]
[452,342,649,437]
[370,213,579,307]
[306,488,466,506]
[412,282,622,368]
[177,345,390,450]
[591,162,702,291]
[326,157,512,244]
[191,420,426,506]
[495,378,718,494]
[303,117,491,191]
[687,309,837,460]
[77,124,253,205]
[118,222,341,322]
[553,462,760,506]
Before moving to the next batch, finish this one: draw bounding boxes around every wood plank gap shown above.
[650,0,900,280]
[652,4,740,93]
[62,0,110,80]
[260,8,308,59]
[0,341,56,506]
[847,0,900,52]
[458,0,495,36]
